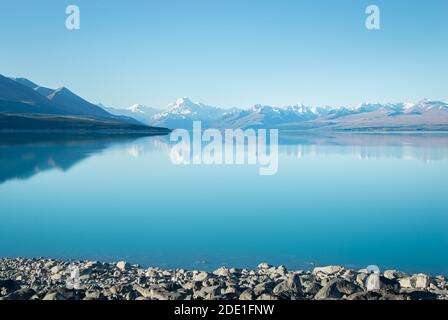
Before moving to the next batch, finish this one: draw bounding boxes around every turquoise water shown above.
[0,133,447,275]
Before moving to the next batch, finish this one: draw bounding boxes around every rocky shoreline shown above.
[0,258,447,300]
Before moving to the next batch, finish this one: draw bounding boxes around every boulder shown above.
[312,266,343,276]
[414,274,433,289]
[379,276,400,293]
[404,290,438,300]
[213,267,230,277]
[399,274,434,289]
[0,288,36,300]
[43,291,67,300]
[116,261,130,271]
[193,272,209,282]
[257,263,273,270]
[273,273,303,298]
[239,289,255,300]
[0,279,21,295]
[383,270,408,280]
[50,265,63,274]
[257,293,279,300]
[194,285,221,300]
[314,279,362,300]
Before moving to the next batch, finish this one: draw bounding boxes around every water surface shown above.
[0,132,447,275]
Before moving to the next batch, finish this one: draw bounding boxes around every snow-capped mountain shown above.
[149,98,448,130]
[103,97,448,131]
[151,97,231,129]
[218,104,321,129]
[99,103,162,125]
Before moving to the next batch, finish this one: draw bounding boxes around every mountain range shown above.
[0,75,170,134]
[104,97,448,131]
[2,74,448,132]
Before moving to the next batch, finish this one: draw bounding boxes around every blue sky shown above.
[0,0,447,109]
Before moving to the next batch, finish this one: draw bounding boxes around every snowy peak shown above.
[167,97,197,110]
[155,97,225,121]
[127,104,148,114]
[412,99,448,111]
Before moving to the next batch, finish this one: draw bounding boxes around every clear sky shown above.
[0,0,447,109]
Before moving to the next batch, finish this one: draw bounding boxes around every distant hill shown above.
[0,75,170,134]
[0,113,171,134]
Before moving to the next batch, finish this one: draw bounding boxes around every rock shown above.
[0,258,445,301]
[314,279,362,300]
[116,261,130,271]
[146,267,158,277]
[312,266,343,276]
[0,280,21,295]
[346,291,383,300]
[414,274,433,289]
[50,265,64,274]
[213,267,230,277]
[253,282,276,296]
[257,293,278,300]
[404,290,438,300]
[221,285,241,295]
[273,274,303,298]
[0,288,36,300]
[341,270,356,282]
[257,263,272,270]
[84,261,101,269]
[150,288,184,300]
[229,268,242,275]
[383,270,408,280]
[378,276,400,293]
[399,274,434,289]
[193,272,209,282]
[85,290,103,299]
[356,273,368,288]
[239,289,255,300]
[43,291,67,300]
[54,288,85,300]
[303,282,322,295]
[399,277,414,289]
[194,285,221,300]
[51,274,63,281]
[287,273,303,293]
[346,290,406,301]
[134,285,151,298]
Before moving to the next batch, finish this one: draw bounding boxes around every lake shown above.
[0,132,447,275]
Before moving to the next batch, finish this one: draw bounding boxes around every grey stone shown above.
[315,279,362,300]
[0,288,36,300]
[257,263,272,270]
[239,289,255,300]
[312,266,343,276]
[213,267,230,277]
[116,261,130,271]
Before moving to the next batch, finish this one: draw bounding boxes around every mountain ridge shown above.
[105,97,448,131]
[0,75,170,134]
